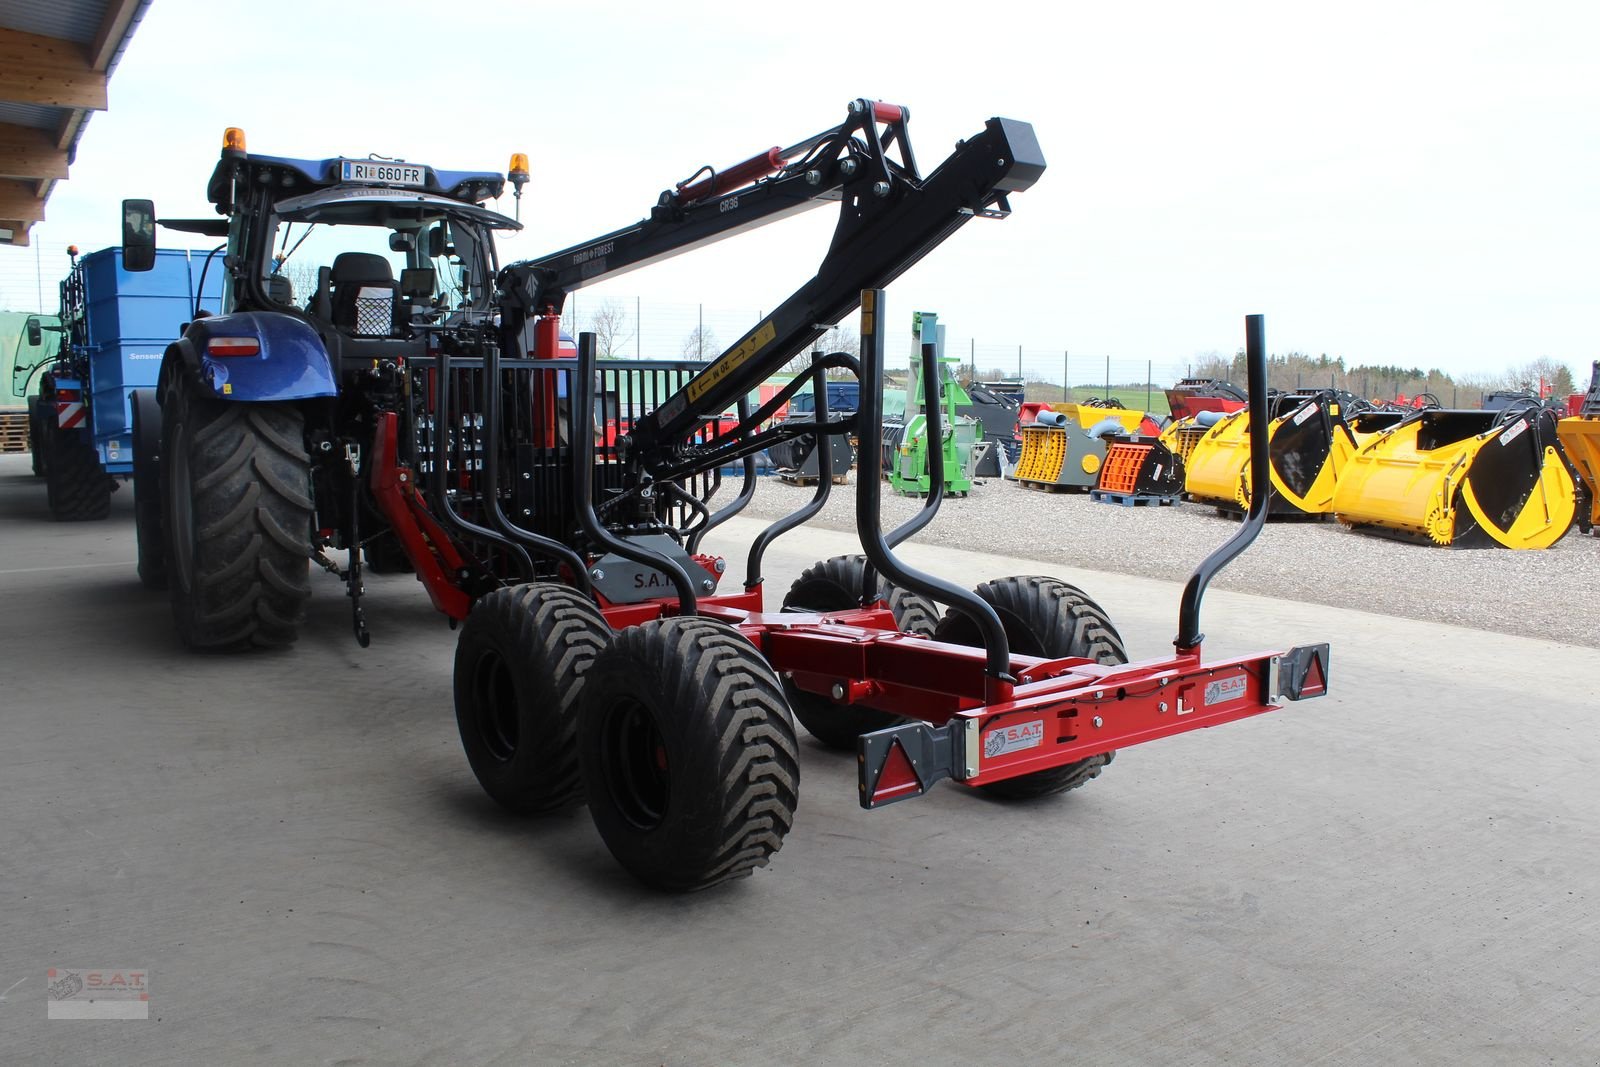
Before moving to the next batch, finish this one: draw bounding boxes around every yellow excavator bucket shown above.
[1183,393,1356,515]
[1556,416,1600,533]
[1335,406,1576,548]
[1183,409,1252,509]
[1346,409,1412,448]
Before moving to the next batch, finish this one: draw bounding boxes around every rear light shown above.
[208,336,260,357]
[55,389,81,402]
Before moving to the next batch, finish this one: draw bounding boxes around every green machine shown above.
[888,311,980,496]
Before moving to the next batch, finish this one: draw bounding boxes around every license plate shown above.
[340,160,426,187]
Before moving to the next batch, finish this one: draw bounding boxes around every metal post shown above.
[1104,354,1110,398]
[855,289,1011,685]
[636,296,641,358]
[1147,359,1152,412]
[1017,344,1022,381]
[1175,314,1272,652]
[698,304,704,358]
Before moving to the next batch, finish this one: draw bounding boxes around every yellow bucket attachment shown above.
[1183,409,1252,509]
[1556,416,1600,533]
[1346,409,1412,448]
[1335,407,1576,548]
[1183,393,1355,515]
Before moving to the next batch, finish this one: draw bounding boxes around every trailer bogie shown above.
[779,554,939,750]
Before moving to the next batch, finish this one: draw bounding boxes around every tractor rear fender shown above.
[158,312,337,404]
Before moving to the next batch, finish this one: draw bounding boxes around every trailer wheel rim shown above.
[469,649,519,762]
[596,696,669,831]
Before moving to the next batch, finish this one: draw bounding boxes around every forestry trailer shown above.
[126,100,1329,890]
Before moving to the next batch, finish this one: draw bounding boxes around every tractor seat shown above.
[329,252,400,337]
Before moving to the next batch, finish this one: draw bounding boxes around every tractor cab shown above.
[123,128,522,372]
[212,135,519,365]
[258,185,519,340]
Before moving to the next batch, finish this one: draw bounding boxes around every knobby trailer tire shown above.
[578,617,800,892]
[453,584,612,814]
[933,575,1126,800]
[44,422,111,521]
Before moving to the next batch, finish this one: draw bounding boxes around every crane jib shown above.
[641,116,1046,456]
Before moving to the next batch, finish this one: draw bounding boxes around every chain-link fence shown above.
[3,239,1507,410]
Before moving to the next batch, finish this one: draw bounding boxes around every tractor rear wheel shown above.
[780,554,939,750]
[453,583,611,814]
[44,420,111,521]
[162,372,313,649]
[132,389,166,589]
[28,397,46,478]
[933,575,1126,800]
[578,617,800,892]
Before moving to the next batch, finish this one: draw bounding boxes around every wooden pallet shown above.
[1089,489,1183,507]
[0,413,29,454]
[1017,479,1085,494]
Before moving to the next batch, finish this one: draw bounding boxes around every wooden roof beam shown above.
[0,27,109,110]
[89,0,148,71]
[0,180,48,222]
[0,220,33,246]
[0,122,70,181]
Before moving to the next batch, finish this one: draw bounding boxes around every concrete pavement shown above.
[1,454,1596,1065]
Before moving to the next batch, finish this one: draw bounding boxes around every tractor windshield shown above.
[258,187,518,327]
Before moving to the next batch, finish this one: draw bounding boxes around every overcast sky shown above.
[6,0,1596,381]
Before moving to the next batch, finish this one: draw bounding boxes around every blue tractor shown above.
[17,247,222,520]
[123,128,525,648]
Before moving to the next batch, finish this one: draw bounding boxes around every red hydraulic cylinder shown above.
[531,309,562,448]
[675,147,785,204]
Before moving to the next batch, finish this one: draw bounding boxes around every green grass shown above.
[1015,384,1171,416]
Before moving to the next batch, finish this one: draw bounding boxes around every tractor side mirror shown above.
[427,223,454,259]
[122,199,157,272]
[25,317,41,347]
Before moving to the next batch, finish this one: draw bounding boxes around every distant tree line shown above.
[1182,350,1578,404]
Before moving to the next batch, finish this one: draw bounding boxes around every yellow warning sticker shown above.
[687,320,776,404]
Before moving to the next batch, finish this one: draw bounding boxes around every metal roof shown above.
[0,0,150,246]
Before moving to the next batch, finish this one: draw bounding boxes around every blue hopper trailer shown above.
[16,247,223,520]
